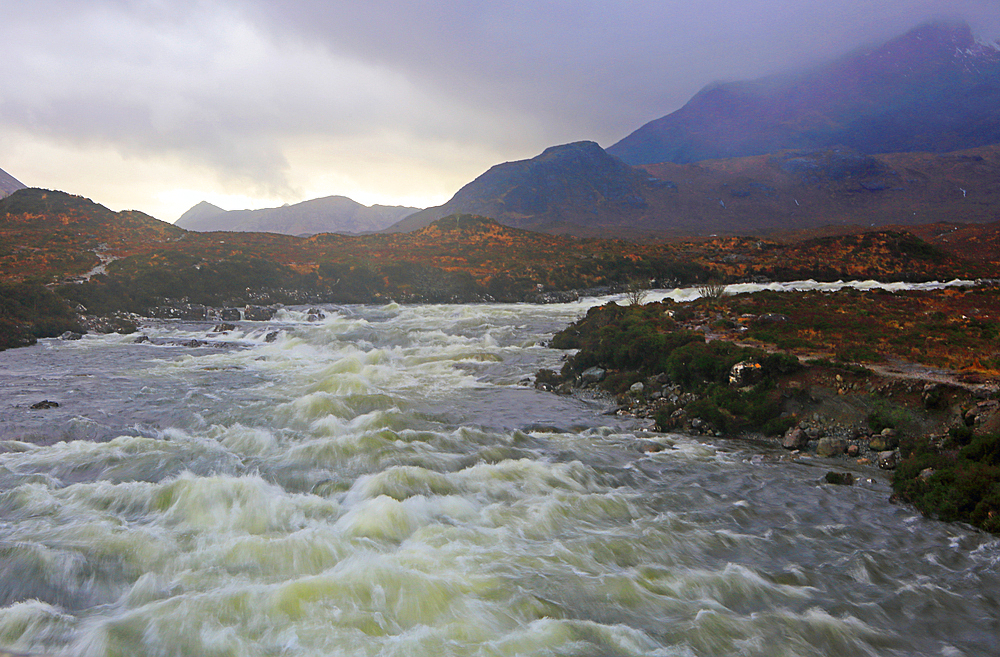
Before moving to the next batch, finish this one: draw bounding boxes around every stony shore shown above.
[537,354,1000,480]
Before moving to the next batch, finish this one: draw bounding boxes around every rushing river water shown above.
[1,287,998,657]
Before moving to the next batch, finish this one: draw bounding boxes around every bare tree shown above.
[697,281,727,300]
[624,279,648,306]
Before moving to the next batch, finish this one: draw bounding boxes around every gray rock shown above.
[629,382,645,394]
[265,331,280,343]
[869,430,899,451]
[782,426,809,450]
[212,323,237,333]
[59,331,83,340]
[877,450,899,470]
[244,305,276,321]
[816,437,848,457]
[220,307,241,321]
[580,367,606,384]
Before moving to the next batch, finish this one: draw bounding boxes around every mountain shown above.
[387,141,670,234]
[608,21,1000,166]
[0,168,26,198]
[176,195,419,235]
[387,140,1000,239]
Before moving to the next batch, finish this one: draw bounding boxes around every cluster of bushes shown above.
[0,281,82,350]
[548,302,800,435]
[893,429,1000,533]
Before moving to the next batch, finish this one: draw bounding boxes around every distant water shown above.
[1,285,997,657]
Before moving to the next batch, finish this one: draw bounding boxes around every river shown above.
[1,288,997,656]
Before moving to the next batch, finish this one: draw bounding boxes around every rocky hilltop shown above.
[608,21,1000,166]
[177,195,419,236]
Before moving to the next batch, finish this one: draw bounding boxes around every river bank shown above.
[534,287,1000,532]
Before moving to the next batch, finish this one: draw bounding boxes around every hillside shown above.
[0,168,26,198]
[177,195,419,235]
[388,141,1000,239]
[608,21,1000,166]
[389,141,665,234]
[2,188,992,304]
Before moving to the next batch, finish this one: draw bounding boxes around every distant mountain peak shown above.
[176,195,420,235]
[608,20,1000,166]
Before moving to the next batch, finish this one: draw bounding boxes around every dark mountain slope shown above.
[608,21,1000,166]
[388,141,670,234]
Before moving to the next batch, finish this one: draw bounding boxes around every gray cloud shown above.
[2,0,998,218]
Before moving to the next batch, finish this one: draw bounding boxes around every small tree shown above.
[697,280,727,300]
[624,279,648,306]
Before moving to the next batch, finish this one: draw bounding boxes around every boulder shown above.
[877,450,899,470]
[824,471,855,485]
[59,331,83,340]
[244,305,276,321]
[782,426,809,450]
[213,323,237,333]
[580,367,606,384]
[817,436,848,457]
[629,382,645,394]
[869,429,899,451]
[220,307,241,321]
[265,331,280,343]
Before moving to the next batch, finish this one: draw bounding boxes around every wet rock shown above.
[59,331,83,340]
[220,307,241,321]
[580,367,606,384]
[307,308,327,321]
[134,334,150,344]
[244,305,277,321]
[817,436,848,457]
[782,426,809,450]
[182,339,205,348]
[213,323,237,333]
[824,471,855,485]
[555,382,574,395]
[30,400,60,410]
[877,450,899,470]
[265,331,280,343]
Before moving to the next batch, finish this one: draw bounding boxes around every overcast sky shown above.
[2,1,998,222]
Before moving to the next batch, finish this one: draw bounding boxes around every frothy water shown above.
[1,290,997,656]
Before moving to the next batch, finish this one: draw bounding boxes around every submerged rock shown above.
[30,400,60,410]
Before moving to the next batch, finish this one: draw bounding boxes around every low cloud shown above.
[2,0,997,220]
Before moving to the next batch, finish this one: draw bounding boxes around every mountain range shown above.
[389,21,1000,238]
[607,21,1000,166]
[0,168,26,198]
[176,195,419,236]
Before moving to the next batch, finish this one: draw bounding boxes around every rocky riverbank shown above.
[535,294,1000,531]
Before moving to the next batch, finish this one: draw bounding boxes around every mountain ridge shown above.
[177,195,419,235]
[607,21,1000,166]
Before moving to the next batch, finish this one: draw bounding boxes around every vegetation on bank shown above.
[541,290,1000,533]
[893,430,1000,533]
[0,281,83,350]
[542,301,802,435]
